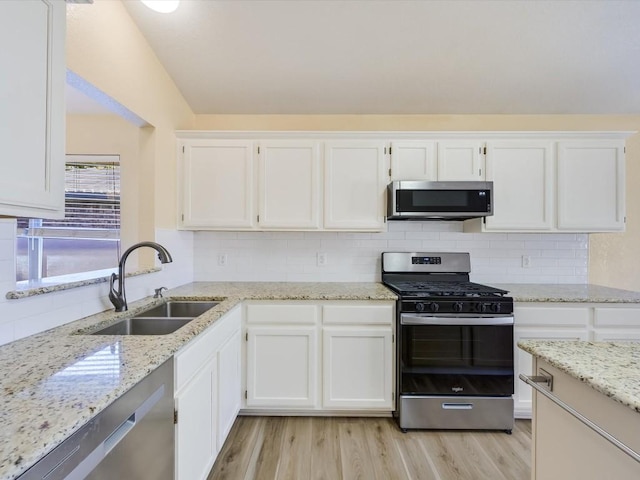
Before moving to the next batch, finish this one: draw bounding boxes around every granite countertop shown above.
[518,340,640,414]
[0,281,396,480]
[494,283,640,303]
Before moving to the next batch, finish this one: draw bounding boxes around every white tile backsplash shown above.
[0,217,590,347]
[194,223,590,285]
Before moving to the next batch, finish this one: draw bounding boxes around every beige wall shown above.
[66,0,195,231]
[196,114,640,291]
[66,114,152,269]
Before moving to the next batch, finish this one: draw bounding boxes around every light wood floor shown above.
[207,416,531,480]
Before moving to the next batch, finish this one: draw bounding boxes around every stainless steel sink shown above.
[90,301,219,335]
[91,317,193,335]
[133,301,219,319]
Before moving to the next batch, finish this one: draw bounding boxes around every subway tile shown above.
[507,233,542,241]
[422,222,463,232]
[0,319,15,347]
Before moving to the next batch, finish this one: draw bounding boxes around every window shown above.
[16,155,121,284]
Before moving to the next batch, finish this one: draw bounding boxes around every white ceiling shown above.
[118,0,640,115]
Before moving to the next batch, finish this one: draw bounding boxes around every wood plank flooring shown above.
[207,416,531,480]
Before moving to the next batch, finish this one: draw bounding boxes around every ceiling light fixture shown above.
[140,0,180,13]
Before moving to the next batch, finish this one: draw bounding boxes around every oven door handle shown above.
[400,314,514,326]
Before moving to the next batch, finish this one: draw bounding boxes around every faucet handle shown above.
[154,287,168,298]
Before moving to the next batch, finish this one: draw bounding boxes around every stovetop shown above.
[381,252,513,315]
[383,280,509,298]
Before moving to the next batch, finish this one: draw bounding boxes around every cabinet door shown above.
[324,141,387,231]
[257,140,320,229]
[322,326,393,409]
[217,329,242,447]
[246,326,318,408]
[390,141,437,180]
[437,141,485,180]
[557,140,625,231]
[0,0,65,217]
[484,141,554,231]
[175,360,216,480]
[180,139,255,229]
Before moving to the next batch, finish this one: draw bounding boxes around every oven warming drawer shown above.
[398,395,514,431]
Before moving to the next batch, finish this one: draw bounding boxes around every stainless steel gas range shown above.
[382,252,514,433]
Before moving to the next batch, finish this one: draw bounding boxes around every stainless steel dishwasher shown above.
[18,358,174,480]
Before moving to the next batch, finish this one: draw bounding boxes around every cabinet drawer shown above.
[175,306,241,391]
[594,307,640,327]
[592,329,640,342]
[245,303,318,324]
[322,303,394,325]
[514,305,589,327]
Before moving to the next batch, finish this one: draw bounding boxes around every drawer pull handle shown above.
[519,373,640,464]
[442,403,473,410]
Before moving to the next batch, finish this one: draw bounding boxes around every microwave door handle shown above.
[400,315,514,326]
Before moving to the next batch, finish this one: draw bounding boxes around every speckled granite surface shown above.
[0,282,396,480]
[518,340,640,413]
[5,267,161,300]
[494,283,640,303]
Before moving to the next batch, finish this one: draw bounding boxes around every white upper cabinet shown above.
[557,140,625,231]
[178,132,628,233]
[484,141,554,231]
[0,0,65,218]
[437,141,485,180]
[257,140,320,229]
[390,141,437,180]
[466,136,627,233]
[324,141,387,231]
[180,139,255,229]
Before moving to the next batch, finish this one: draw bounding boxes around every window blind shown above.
[18,160,120,239]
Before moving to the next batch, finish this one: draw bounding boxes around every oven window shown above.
[400,324,513,396]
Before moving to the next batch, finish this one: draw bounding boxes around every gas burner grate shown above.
[385,280,508,297]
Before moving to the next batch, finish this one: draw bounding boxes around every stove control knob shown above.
[415,302,425,312]
[429,302,440,313]
[490,303,501,313]
[452,302,464,313]
[476,302,487,313]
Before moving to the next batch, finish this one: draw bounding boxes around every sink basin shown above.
[133,301,219,319]
[91,317,193,335]
[90,301,219,335]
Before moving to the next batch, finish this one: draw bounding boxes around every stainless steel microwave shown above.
[387,181,494,220]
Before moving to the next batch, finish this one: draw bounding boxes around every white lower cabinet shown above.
[216,329,242,446]
[174,306,242,480]
[243,300,395,413]
[175,359,216,480]
[322,326,393,409]
[246,325,319,408]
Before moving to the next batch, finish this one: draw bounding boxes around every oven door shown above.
[399,314,514,396]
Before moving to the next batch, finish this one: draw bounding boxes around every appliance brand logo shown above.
[452,386,464,393]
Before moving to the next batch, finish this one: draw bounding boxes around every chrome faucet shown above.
[109,241,173,312]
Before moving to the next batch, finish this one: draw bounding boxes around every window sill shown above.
[6,267,161,300]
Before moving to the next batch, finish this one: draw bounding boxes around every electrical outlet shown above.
[522,255,532,268]
[317,252,327,266]
[218,254,228,266]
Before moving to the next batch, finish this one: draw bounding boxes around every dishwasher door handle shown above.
[62,385,166,480]
[103,384,164,455]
